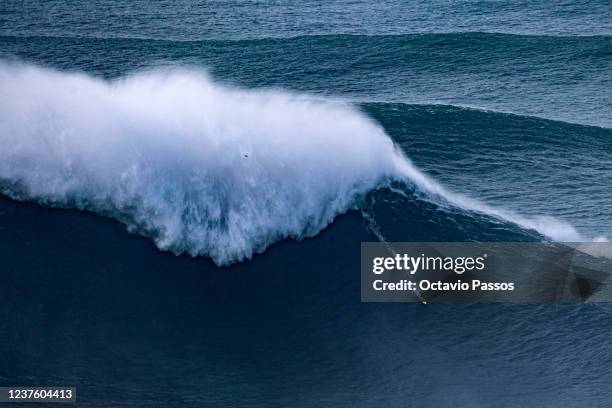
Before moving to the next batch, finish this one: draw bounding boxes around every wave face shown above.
[363,102,612,240]
[0,63,406,264]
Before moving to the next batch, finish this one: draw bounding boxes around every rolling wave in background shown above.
[2,0,610,39]
[0,63,594,265]
[2,32,609,128]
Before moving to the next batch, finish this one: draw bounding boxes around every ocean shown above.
[0,1,611,406]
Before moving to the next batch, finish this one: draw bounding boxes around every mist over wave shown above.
[0,63,589,264]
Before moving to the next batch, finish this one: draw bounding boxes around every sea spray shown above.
[0,62,588,264]
[0,63,403,264]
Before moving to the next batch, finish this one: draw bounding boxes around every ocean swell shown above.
[0,63,588,264]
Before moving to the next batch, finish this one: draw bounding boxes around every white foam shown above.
[0,63,403,264]
[0,63,593,264]
[392,154,585,241]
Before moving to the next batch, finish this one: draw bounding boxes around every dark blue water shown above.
[1,1,611,407]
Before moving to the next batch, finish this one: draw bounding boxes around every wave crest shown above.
[0,63,592,264]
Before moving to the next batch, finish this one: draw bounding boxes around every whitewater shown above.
[0,63,590,265]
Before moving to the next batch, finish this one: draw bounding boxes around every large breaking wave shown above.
[0,63,588,264]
